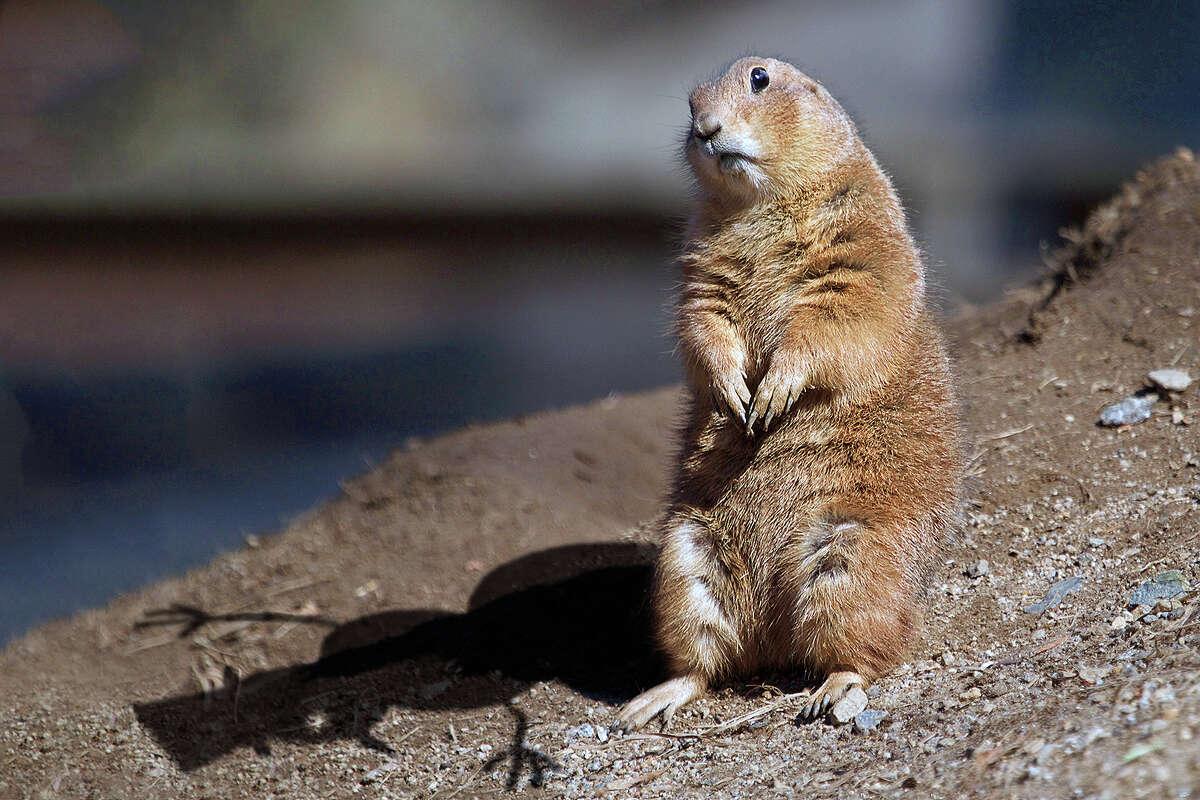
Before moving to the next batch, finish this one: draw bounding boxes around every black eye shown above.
[749,66,769,93]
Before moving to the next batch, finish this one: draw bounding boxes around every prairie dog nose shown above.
[693,112,722,141]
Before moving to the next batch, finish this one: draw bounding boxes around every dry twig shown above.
[978,425,1034,443]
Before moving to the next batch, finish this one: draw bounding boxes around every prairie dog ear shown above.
[796,75,821,96]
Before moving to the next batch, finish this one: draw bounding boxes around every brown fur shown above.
[616,57,962,731]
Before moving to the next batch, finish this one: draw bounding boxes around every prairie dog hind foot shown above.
[613,674,704,733]
[796,670,866,721]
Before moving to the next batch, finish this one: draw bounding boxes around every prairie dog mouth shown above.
[717,151,754,172]
[692,137,755,171]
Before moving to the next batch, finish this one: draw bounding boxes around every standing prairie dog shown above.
[615,58,961,731]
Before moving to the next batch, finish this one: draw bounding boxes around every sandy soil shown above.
[2,151,1199,800]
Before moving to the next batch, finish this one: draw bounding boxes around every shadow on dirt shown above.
[133,542,660,772]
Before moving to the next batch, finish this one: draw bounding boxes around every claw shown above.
[800,698,816,720]
[732,398,747,424]
[712,374,751,426]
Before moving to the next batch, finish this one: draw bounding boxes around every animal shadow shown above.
[133,542,660,771]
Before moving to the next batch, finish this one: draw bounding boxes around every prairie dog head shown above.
[686,57,858,203]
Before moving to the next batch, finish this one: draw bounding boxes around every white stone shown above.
[829,687,869,724]
[1148,369,1192,392]
[1077,664,1111,685]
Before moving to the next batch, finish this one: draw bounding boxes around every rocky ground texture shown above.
[3,151,1199,799]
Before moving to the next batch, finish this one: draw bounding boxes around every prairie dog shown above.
[615,58,961,730]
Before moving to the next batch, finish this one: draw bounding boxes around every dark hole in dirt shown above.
[133,542,661,771]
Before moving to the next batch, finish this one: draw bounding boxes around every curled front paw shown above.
[747,352,808,433]
[711,368,752,426]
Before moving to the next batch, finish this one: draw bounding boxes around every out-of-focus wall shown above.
[5,1,1198,292]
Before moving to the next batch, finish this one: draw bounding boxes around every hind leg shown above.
[613,674,705,733]
[785,514,922,720]
[614,515,743,732]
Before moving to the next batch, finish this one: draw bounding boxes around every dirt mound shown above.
[1020,147,1200,345]
[3,151,1198,799]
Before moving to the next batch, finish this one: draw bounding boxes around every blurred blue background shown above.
[1,0,1197,643]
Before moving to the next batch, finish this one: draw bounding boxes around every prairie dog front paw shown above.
[711,366,751,425]
[747,350,808,433]
[703,348,751,425]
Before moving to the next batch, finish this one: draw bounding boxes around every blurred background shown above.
[1,0,1197,643]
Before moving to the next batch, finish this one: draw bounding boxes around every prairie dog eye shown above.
[749,67,769,93]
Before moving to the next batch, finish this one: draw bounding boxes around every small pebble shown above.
[1147,369,1192,392]
[362,762,400,784]
[828,687,869,724]
[1152,686,1176,704]
[1078,664,1112,685]
[1024,575,1084,615]
[967,559,990,578]
[1128,571,1188,607]
[565,723,595,742]
[1098,394,1156,427]
[853,708,887,733]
